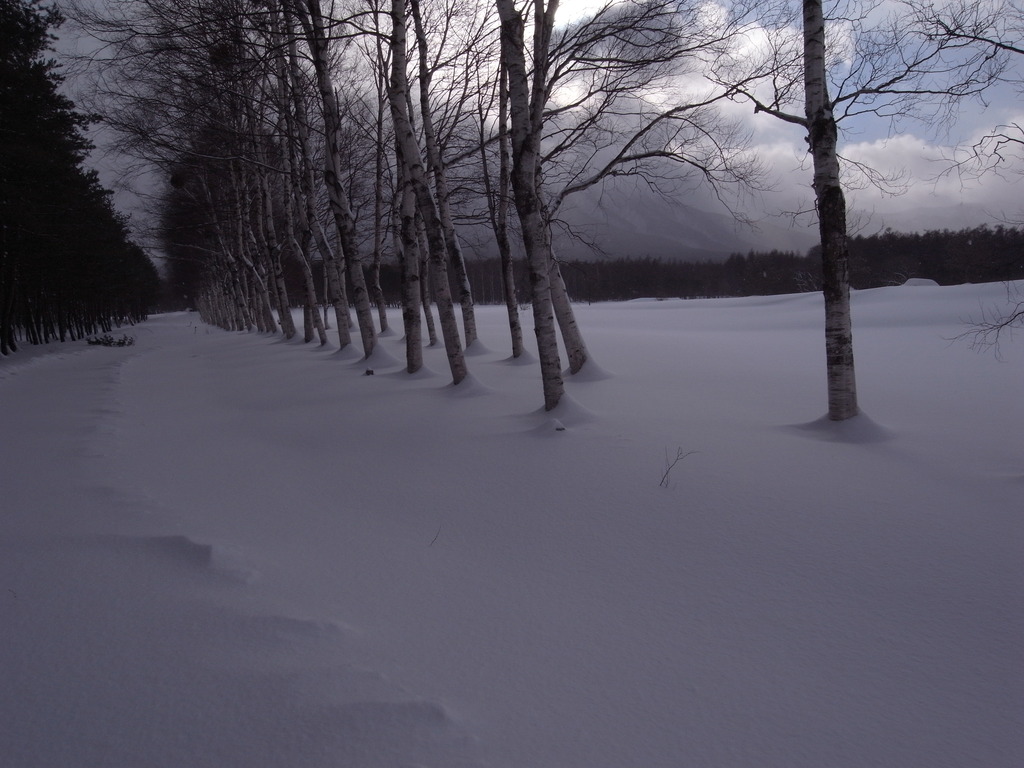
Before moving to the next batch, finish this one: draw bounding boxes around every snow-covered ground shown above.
[1,282,1021,768]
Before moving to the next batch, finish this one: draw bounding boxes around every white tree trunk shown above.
[297,0,377,357]
[389,0,467,384]
[481,59,525,358]
[313,219,352,348]
[409,0,477,347]
[804,0,858,421]
[496,0,564,410]
[201,185,252,332]
[370,76,390,334]
[395,173,423,372]
[417,221,439,346]
[279,6,350,348]
[254,165,297,339]
[282,19,329,346]
[231,164,277,334]
[549,254,589,373]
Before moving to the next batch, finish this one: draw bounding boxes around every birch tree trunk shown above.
[804,0,858,421]
[297,0,377,357]
[549,254,588,373]
[303,303,314,341]
[409,0,478,347]
[241,98,295,338]
[480,59,524,358]
[417,222,439,346]
[251,263,278,333]
[201,188,252,332]
[252,141,297,339]
[316,218,352,348]
[244,212,284,334]
[226,261,250,332]
[281,149,327,344]
[370,59,390,334]
[389,0,467,384]
[281,3,348,345]
[495,0,564,410]
[231,162,277,334]
[395,171,423,372]
[281,13,328,345]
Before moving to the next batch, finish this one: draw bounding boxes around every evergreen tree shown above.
[0,0,159,354]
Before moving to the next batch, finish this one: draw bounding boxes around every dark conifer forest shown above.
[218,224,1022,311]
[543,225,1024,303]
[0,0,159,355]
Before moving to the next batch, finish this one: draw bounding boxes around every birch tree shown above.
[408,0,484,347]
[280,5,354,346]
[803,0,856,419]
[494,0,761,406]
[495,0,565,409]
[293,0,379,357]
[355,0,395,336]
[275,5,328,344]
[389,0,468,383]
[713,0,1002,420]
[477,59,526,358]
[394,162,424,371]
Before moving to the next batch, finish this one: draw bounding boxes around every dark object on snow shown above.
[87,334,135,347]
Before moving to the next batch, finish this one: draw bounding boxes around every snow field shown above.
[1,282,1021,767]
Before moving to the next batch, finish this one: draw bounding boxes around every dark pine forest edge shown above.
[0,0,160,355]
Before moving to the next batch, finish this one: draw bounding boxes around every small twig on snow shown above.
[660,448,697,488]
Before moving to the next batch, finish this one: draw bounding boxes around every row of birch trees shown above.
[70,0,1015,416]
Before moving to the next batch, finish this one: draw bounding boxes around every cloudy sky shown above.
[68,0,1024,253]
[557,0,1024,236]
[738,85,1024,234]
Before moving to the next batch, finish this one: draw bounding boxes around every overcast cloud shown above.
[67,0,1024,253]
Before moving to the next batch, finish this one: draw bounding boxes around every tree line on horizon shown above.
[0,0,160,356]
[201,223,1022,310]
[557,224,1024,302]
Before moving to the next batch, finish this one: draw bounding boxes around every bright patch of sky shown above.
[555,0,609,24]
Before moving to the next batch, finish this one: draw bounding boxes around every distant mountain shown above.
[459,189,1007,265]
[553,195,1012,261]
[553,189,817,262]
[853,202,1009,236]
